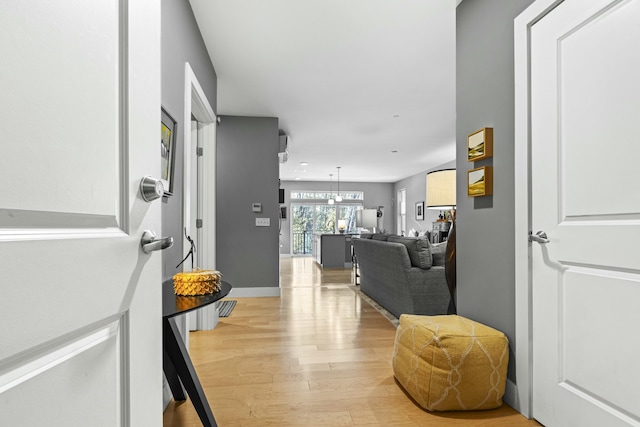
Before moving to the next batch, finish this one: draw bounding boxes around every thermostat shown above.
[252,203,262,212]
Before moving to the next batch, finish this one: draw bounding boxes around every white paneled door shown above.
[530,0,640,426]
[0,1,161,426]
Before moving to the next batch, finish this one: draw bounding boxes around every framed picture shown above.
[467,127,493,162]
[415,201,424,221]
[468,166,493,197]
[161,107,177,196]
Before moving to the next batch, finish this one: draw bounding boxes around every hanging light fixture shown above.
[426,169,457,314]
[328,174,335,205]
[335,166,343,202]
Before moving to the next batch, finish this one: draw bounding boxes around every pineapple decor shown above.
[172,230,222,296]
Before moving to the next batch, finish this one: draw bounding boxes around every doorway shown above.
[182,62,217,332]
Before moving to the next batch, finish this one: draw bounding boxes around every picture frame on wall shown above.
[467,127,493,162]
[468,166,493,197]
[161,107,177,196]
[415,201,424,221]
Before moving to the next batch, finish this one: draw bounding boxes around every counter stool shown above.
[392,314,509,411]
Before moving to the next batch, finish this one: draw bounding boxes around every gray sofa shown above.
[352,235,450,318]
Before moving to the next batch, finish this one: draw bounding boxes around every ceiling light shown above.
[300,162,309,166]
[328,174,334,205]
[335,167,343,202]
[294,177,301,180]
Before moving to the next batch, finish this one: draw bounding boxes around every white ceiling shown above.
[189,0,457,183]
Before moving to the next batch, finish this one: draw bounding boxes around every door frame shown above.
[514,0,564,418]
[183,62,217,331]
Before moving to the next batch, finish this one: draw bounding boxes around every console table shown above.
[163,280,232,427]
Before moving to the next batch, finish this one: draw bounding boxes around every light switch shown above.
[252,203,262,212]
[256,218,270,227]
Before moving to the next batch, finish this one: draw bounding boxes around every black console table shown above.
[163,280,232,427]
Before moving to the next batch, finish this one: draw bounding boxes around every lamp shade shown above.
[426,169,456,209]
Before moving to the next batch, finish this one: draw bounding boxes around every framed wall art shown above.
[415,201,424,221]
[161,107,177,196]
[467,127,493,162]
[468,166,493,197]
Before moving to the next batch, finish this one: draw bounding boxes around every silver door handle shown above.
[529,231,549,244]
[141,230,174,253]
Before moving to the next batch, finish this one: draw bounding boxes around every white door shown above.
[531,0,640,426]
[0,2,161,426]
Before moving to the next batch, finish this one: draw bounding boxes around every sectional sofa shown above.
[352,234,450,318]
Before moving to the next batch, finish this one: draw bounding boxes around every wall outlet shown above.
[255,218,270,227]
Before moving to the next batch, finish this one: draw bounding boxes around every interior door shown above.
[0,2,161,426]
[186,118,217,331]
[531,0,640,426]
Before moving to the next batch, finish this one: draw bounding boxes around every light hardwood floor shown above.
[163,257,542,426]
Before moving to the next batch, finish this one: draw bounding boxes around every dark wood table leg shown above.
[163,346,186,401]
[163,317,217,427]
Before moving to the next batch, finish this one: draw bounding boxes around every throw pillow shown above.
[388,236,432,269]
[430,241,447,266]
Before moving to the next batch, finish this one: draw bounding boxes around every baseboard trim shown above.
[229,287,281,297]
[503,378,521,414]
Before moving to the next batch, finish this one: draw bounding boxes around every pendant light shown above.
[335,166,343,202]
[328,174,335,205]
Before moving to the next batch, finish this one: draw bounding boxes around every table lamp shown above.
[426,169,457,314]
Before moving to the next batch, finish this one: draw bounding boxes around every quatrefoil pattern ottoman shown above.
[392,314,509,411]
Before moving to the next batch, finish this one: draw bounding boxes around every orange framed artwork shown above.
[467,127,493,162]
[467,166,493,197]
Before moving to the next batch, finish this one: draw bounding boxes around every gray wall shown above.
[279,181,394,255]
[161,0,217,281]
[217,116,280,289]
[455,0,534,383]
[393,160,456,236]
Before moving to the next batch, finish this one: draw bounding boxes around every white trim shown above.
[229,287,281,298]
[0,227,125,242]
[502,379,519,412]
[514,0,564,419]
[182,62,217,334]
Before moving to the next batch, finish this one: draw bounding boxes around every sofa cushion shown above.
[430,242,447,266]
[388,236,432,269]
[359,233,373,239]
[371,233,389,241]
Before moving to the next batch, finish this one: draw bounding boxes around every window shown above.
[290,190,363,201]
[290,190,364,255]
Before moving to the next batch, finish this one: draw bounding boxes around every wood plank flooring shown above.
[163,257,542,426]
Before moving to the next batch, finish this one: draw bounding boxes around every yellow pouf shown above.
[392,314,509,411]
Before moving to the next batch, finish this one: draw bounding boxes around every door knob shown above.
[529,231,549,244]
[141,230,174,253]
[140,176,164,202]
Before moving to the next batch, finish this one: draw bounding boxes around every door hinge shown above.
[196,219,203,228]
[196,147,203,157]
